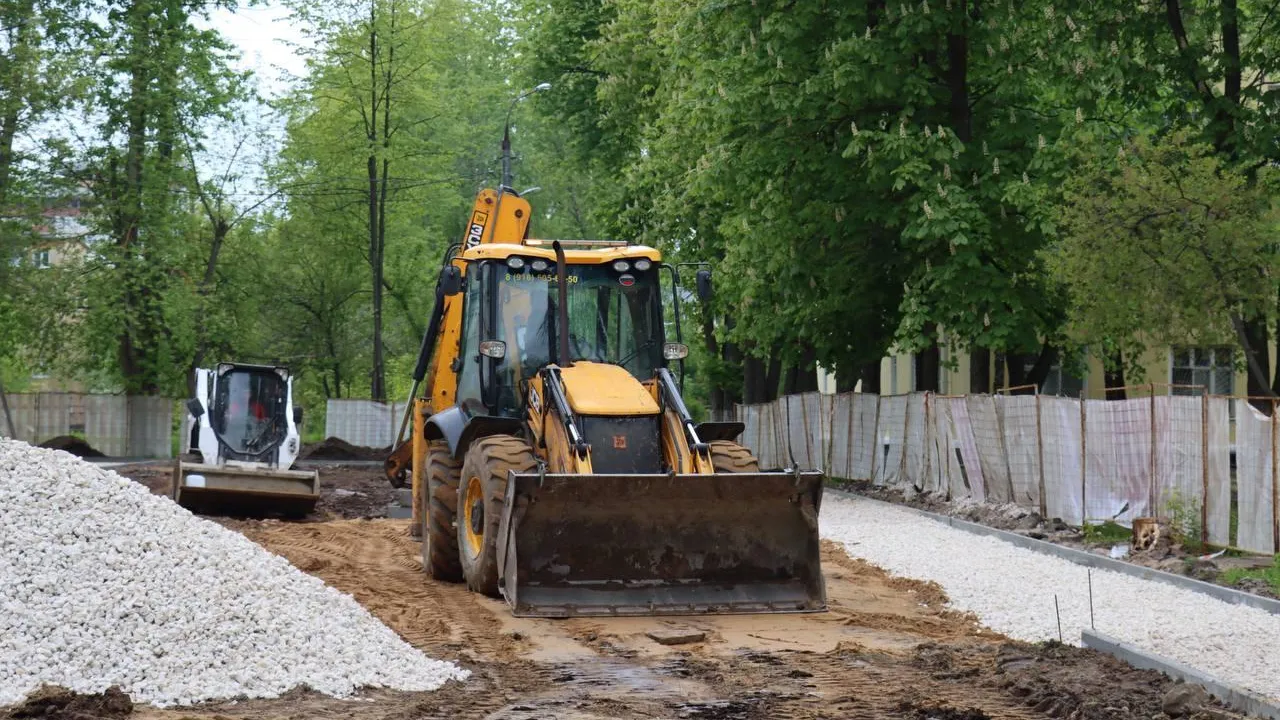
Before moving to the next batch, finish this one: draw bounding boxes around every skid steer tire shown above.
[423,440,463,582]
[458,435,537,596]
[708,441,760,473]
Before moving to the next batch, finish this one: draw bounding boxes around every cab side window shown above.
[455,265,483,413]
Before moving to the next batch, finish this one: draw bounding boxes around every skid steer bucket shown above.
[497,471,826,617]
[172,462,320,519]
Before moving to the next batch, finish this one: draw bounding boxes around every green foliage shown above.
[1083,521,1131,545]
[1164,488,1205,553]
[1050,130,1280,381]
[1221,556,1280,596]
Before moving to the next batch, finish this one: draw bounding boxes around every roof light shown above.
[633,259,652,271]
[506,257,525,270]
[611,260,630,273]
[530,259,549,272]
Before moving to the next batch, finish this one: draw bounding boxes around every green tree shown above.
[1052,130,1280,389]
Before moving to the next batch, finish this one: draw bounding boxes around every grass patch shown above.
[1083,521,1131,545]
[1220,555,1280,594]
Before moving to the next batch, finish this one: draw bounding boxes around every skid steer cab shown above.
[173,363,319,518]
[385,188,826,618]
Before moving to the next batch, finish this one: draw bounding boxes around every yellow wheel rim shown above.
[462,475,484,557]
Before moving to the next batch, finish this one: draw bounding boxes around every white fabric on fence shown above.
[324,400,405,448]
[5,393,172,457]
[966,395,1011,503]
[872,395,909,486]
[1235,399,1276,554]
[1040,396,1083,525]
[996,395,1041,508]
[1206,397,1232,547]
[1152,396,1205,533]
[1083,398,1152,525]
[903,393,929,490]
[932,397,986,501]
[829,394,877,479]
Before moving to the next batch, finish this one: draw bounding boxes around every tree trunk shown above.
[1240,316,1272,408]
[743,354,768,404]
[859,360,882,393]
[782,346,819,396]
[366,1,386,402]
[118,3,150,394]
[915,325,941,392]
[765,344,783,402]
[1104,350,1126,400]
[969,347,990,394]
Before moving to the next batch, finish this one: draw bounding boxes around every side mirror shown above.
[293,407,303,425]
[695,269,713,302]
[440,265,463,296]
[185,398,205,418]
[663,343,690,360]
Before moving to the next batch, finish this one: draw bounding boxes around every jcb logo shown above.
[612,435,627,449]
[466,210,489,248]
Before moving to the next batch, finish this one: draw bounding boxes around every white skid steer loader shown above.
[173,363,319,518]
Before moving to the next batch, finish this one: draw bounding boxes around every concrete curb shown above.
[1082,630,1280,719]
[824,488,1280,617]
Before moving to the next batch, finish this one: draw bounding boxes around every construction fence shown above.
[735,389,1280,555]
[0,392,174,458]
[324,399,407,449]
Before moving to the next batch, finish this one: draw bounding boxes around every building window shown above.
[1171,347,1234,396]
[34,249,50,268]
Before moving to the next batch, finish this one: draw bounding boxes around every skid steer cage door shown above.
[497,471,827,617]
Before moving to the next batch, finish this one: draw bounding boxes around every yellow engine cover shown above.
[558,362,660,416]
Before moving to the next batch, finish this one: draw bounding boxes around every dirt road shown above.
[107,518,1208,720]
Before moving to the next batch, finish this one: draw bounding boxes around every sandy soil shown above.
[78,520,1228,720]
[61,467,1242,719]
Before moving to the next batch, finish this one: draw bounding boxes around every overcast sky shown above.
[208,2,309,99]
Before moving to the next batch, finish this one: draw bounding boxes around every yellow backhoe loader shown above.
[384,186,825,618]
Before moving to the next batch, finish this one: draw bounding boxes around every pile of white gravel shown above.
[0,439,468,707]
[821,494,1280,702]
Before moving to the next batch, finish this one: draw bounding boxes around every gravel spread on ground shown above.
[821,493,1280,702]
[0,440,468,707]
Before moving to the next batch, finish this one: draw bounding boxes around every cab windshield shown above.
[210,369,287,456]
[498,263,663,379]
[456,260,665,417]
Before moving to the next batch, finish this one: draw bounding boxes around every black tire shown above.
[457,435,537,596]
[708,441,760,473]
[422,440,463,582]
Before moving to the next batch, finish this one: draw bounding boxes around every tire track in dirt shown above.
[138,518,1227,720]
[235,519,523,663]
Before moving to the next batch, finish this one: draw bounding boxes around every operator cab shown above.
[206,363,290,462]
[454,246,679,419]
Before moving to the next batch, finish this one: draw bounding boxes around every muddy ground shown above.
[113,462,397,522]
[71,466,1242,719]
[117,523,1233,720]
[832,479,1280,601]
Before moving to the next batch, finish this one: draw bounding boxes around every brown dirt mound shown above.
[299,437,389,461]
[37,436,105,459]
[6,686,132,719]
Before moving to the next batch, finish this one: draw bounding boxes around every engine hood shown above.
[557,362,660,416]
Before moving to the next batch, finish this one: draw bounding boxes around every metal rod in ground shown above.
[1088,569,1095,630]
[1054,594,1063,643]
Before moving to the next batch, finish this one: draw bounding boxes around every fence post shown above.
[991,394,1015,501]
[1149,383,1157,516]
[1201,389,1209,546]
[868,394,882,482]
[1273,398,1279,553]
[898,394,910,483]
[1035,391,1047,517]
[1080,390,1087,526]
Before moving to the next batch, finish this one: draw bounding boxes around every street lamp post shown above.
[501,82,552,189]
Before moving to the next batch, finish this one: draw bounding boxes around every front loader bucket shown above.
[172,462,320,519]
[497,471,826,617]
